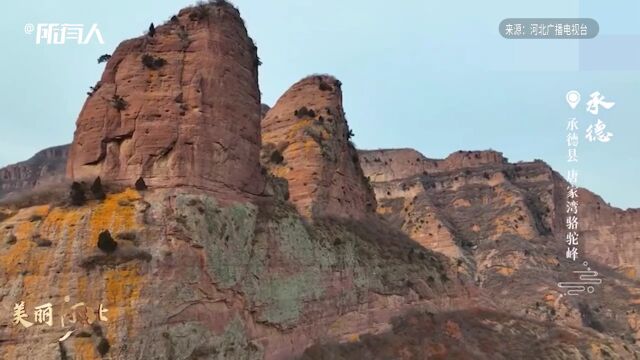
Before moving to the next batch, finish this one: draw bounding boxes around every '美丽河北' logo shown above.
[24,23,104,45]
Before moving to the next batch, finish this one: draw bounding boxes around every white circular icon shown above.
[24,23,34,35]
[566,90,581,109]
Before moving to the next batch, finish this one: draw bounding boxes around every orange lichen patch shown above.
[588,343,606,357]
[45,207,85,298]
[492,215,535,240]
[104,265,143,343]
[629,298,640,305]
[443,320,463,340]
[13,220,35,241]
[0,207,43,276]
[82,189,143,342]
[72,336,97,359]
[86,189,141,254]
[543,293,556,306]
[34,205,50,216]
[496,266,515,276]
[282,139,320,158]
[287,118,313,137]
[346,333,360,343]
[302,138,322,156]
[0,227,33,273]
[376,206,393,215]
[270,166,289,179]
[2,189,145,351]
[545,256,560,266]
[619,266,637,279]
[262,118,313,145]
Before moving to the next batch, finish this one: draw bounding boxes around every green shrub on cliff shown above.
[141,54,167,70]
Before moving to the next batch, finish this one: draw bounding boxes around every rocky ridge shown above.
[357,147,640,355]
[0,145,69,199]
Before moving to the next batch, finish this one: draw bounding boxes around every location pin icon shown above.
[566,90,581,109]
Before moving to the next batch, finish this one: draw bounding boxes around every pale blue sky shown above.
[0,1,638,209]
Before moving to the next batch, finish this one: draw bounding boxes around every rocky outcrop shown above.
[360,149,507,183]
[360,149,577,259]
[66,2,264,200]
[261,75,376,219]
[578,188,640,279]
[359,149,524,258]
[360,147,640,352]
[0,188,464,359]
[0,145,69,199]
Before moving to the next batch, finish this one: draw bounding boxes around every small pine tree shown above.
[110,95,128,111]
[347,129,355,140]
[97,54,111,64]
[141,54,167,70]
[135,177,148,191]
[270,150,284,164]
[91,177,106,201]
[97,230,118,253]
[148,23,156,37]
[70,182,86,206]
[96,337,111,356]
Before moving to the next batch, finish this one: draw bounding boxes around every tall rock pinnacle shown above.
[261,75,376,219]
[67,2,264,199]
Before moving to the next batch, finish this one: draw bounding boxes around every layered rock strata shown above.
[0,145,69,199]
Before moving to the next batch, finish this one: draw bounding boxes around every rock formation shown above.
[0,186,466,359]
[261,75,376,219]
[360,148,640,281]
[360,149,507,183]
[576,188,640,279]
[359,149,522,258]
[0,145,69,199]
[359,147,640,352]
[66,2,264,200]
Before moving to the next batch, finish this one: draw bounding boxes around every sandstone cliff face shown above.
[359,148,640,352]
[360,149,507,183]
[0,145,69,199]
[261,75,376,219]
[578,188,640,279]
[66,3,264,200]
[0,188,465,359]
[359,149,522,261]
